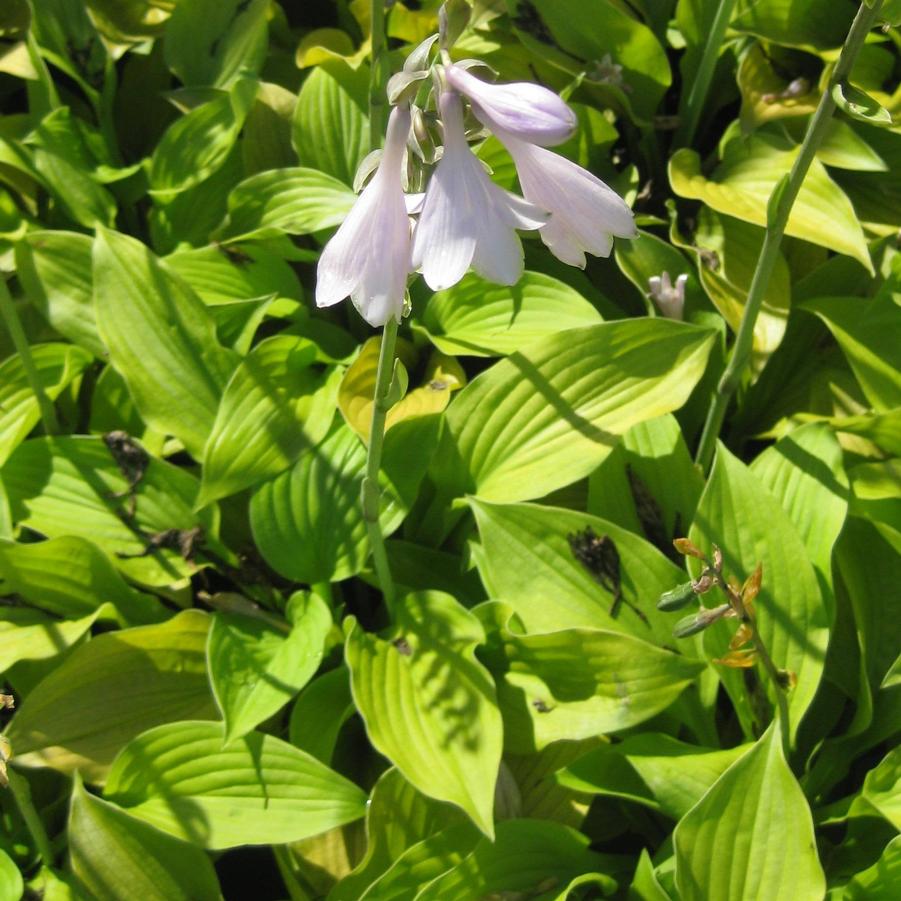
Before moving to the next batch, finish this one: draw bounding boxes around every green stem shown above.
[673,0,738,149]
[362,317,399,614]
[272,846,313,901]
[7,767,55,868]
[694,0,883,471]
[369,0,389,150]
[0,277,59,435]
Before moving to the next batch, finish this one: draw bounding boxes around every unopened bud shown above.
[742,562,763,605]
[657,581,696,612]
[673,537,705,559]
[673,603,731,638]
[712,545,723,571]
[648,271,687,320]
[691,572,715,594]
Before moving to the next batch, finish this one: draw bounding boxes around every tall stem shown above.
[361,317,399,614]
[694,0,883,471]
[369,0,388,150]
[673,0,738,149]
[0,277,59,435]
[7,767,55,868]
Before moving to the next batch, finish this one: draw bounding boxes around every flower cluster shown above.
[316,46,637,326]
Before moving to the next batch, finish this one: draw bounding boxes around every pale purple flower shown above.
[411,90,548,291]
[316,105,412,327]
[445,64,576,147]
[495,128,637,268]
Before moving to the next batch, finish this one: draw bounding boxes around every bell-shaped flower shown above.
[445,63,576,147]
[412,89,548,291]
[316,105,412,327]
[495,128,637,268]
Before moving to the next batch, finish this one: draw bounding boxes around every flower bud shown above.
[673,537,705,559]
[657,581,696,612]
[673,603,731,638]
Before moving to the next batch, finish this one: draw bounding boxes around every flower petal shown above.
[446,64,576,146]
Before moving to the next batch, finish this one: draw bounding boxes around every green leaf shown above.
[0,535,163,624]
[436,319,715,503]
[215,166,356,242]
[293,61,369,186]
[854,747,901,829]
[104,721,367,849]
[250,419,436,583]
[414,819,620,901]
[208,591,331,743]
[670,135,872,272]
[14,231,104,356]
[731,0,854,51]
[344,591,503,837]
[674,724,826,900]
[477,602,705,752]
[0,606,102,672]
[2,436,219,587]
[838,834,901,899]
[849,458,901,551]
[149,77,257,198]
[469,499,689,643]
[0,343,92,466]
[0,849,23,901]
[164,0,268,88]
[690,444,829,743]
[6,610,216,780]
[164,242,302,306]
[331,767,470,901]
[511,0,671,123]
[68,774,220,901]
[93,227,239,459]
[833,81,893,126]
[199,335,339,505]
[32,146,117,229]
[559,734,752,819]
[630,849,670,901]
[417,271,602,357]
[288,666,354,764]
[802,293,901,412]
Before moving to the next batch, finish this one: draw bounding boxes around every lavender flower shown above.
[445,64,576,146]
[316,105,413,326]
[411,89,548,291]
[495,127,637,268]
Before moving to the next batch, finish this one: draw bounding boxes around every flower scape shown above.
[0,1,898,899]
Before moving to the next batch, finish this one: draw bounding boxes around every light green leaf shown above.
[0,535,162,624]
[559,734,752,820]
[242,81,297,174]
[630,848,670,901]
[690,444,828,743]
[417,271,602,357]
[293,61,369,186]
[849,458,901,551]
[215,167,356,242]
[93,227,239,459]
[802,292,901,412]
[469,499,689,643]
[478,602,705,752]
[250,418,436,583]
[415,819,620,901]
[0,849,23,901]
[0,343,92,466]
[331,767,470,901]
[164,0,268,87]
[854,747,901,829]
[149,77,257,198]
[208,591,331,744]
[32,146,116,228]
[838,834,901,899]
[199,335,340,505]
[833,81,893,127]
[104,721,367,849]
[344,591,503,837]
[288,667,354,764]
[6,610,216,780]
[732,0,853,51]
[14,231,104,356]
[670,135,872,272]
[68,774,220,901]
[164,243,302,306]
[0,606,102,672]
[2,436,219,587]
[436,319,715,503]
[674,724,826,901]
